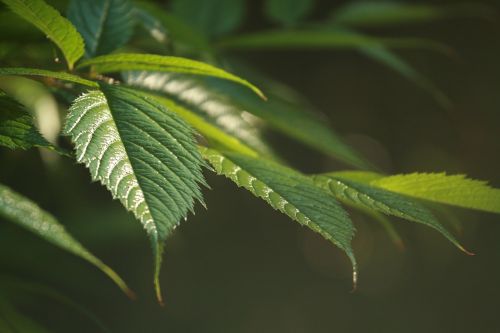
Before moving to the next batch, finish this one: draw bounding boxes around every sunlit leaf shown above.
[123,71,273,157]
[64,86,206,303]
[313,174,470,253]
[77,53,265,99]
[201,147,357,285]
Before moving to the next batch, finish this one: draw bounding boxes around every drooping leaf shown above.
[133,7,169,45]
[123,71,273,157]
[371,173,500,214]
[332,171,500,214]
[77,53,265,99]
[331,2,490,28]
[0,183,132,296]
[0,67,98,87]
[0,0,84,69]
[217,29,450,108]
[0,92,57,151]
[313,174,470,253]
[264,0,313,26]
[64,86,206,303]
[194,66,373,169]
[67,0,134,57]
[200,147,357,284]
[170,0,245,38]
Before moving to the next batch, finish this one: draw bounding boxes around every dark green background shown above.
[1,0,500,332]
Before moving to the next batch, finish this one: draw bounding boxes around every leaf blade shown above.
[76,53,265,99]
[64,86,206,303]
[0,183,132,296]
[0,0,84,69]
[67,0,134,57]
[201,147,358,284]
[0,67,98,87]
[314,174,469,253]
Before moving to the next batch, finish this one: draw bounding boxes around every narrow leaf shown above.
[77,53,265,99]
[0,183,132,296]
[0,67,98,87]
[67,0,134,57]
[200,147,357,285]
[370,173,500,214]
[0,92,57,152]
[313,174,470,253]
[0,0,84,69]
[142,92,261,158]
[64,86,206,303]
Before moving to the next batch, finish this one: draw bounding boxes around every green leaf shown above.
[0,0,84,69]
[194,66,372,169]
[313,174,470,254]
[170,0,245,38]
[123,71,273,157]
[331,171,500,214]
[264,0,313,26]
[140,91,260,158]
[370,173,500,214]
[0,67,98,87]
[77,53,265,99]
[67,0,134,57]
[133,7,169,45]
[217,29,450,109]
[200,147,357,285]
[0,92,56,151]
[331,2,490,28]
[64,86,206,303]
[0,183,132,297]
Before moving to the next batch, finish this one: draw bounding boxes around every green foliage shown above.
[0,0,498,309]
[0,183,132,296]
[0,0,84,69]
[123,71,272,157]
[0,298,50,333]
[64,87,206,303]
[264,0,313,26]
[313,174,469,253]
[0,92,55,151]
[77,53,265,99]
[67,0,134,57]
[201,147,358,284]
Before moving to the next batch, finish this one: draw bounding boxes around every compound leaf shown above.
[67,0,134,57]
[64,86,206,303]
[0,183,132,297]
[200,147,357,284]
[0,0,84,69]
